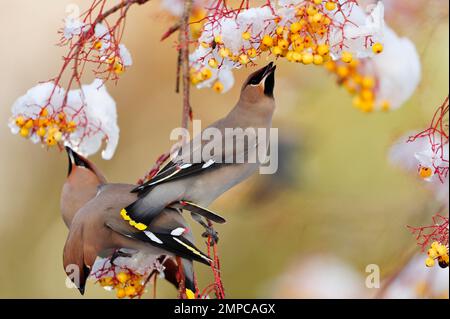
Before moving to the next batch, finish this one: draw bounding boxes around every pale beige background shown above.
[0,0,448,298]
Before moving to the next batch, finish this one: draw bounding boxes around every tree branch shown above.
[179,0,193,134]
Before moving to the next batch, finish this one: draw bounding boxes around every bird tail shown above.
[63,227,91,295]
[180,258,197,299]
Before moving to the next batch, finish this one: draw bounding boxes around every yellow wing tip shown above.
[120,208,147,230]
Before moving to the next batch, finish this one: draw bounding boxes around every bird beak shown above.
[246,62,276,97]
[65,146,89,176]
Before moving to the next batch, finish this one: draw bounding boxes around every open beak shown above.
[247,62,276,97]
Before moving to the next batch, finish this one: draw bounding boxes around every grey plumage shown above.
[61,148,209,296]
[124,62,277,227]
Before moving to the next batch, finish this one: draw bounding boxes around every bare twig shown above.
[161,22,182,41]
[179,0,193,134]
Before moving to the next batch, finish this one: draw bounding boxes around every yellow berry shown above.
[436,245,448,257]
[219,47,230,58]
[19,127,29,137]
[372,42,383,54]
[313,54,323,65]
[54,131,63,142]
[290,22,302,34]
[360,99,374,113]
[24,119,34,129]
[242,31,251,40]
[381,101,390,112]
[419,167,433,179]
[428,248,439,259]
[337,66,349,77]
[201,68,212,80]
[353,96,363,108]
[213,81,224,93]
[313,0,322,4]
[425,257,435,267]
[292,52,302,63]
[214,36,222,44]
[116,272,129,284]
[125,286,136,297]
[262,35,274,47]
[302,52,314,64]
[317,44,329,56]
[36,126,46,137]
[15,116,25,127]
[325,1,336,11]
[200,42,209,48]
[286,50,295,62]
[276,26,285,36]
[312,13,323,23]
[116,288,126,298]
[239,54,249,65]
[277,39,289,50]
[361,76,375,89]
[360,89,374,101]
[46,135,57,146]
[324,60,336,71]
[306,5,318,16]
[94,41,102,50]
[271,46,283,57]
[247,48,257,58]
[341,51,353,63]
[431,241,440,249]
[343,80,356,94]
[99,277,114,287]
[208,58,218,68]
[290,33,301,42]
[113,62,124,75]
[67,121,76,132]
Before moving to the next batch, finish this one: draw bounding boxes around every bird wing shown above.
[169,201,226,224]
[132,126,260,195]
[106,208,212,265]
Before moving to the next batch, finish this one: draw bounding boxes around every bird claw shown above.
[110,250,133,265]
[202,227,219,244]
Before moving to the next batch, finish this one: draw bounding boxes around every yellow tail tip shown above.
[185,289,196,299]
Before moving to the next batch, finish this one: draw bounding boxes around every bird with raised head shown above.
[122,62,277,234]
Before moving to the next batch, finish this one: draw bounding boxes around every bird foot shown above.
[202,226,219,244]
[110,250,133,265]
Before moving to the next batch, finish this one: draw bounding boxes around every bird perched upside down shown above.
[123,62,277,234]
[61,147,210,297]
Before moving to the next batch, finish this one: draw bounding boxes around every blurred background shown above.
[0,0,448,298]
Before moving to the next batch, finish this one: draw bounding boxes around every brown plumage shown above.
[61,148,209,295]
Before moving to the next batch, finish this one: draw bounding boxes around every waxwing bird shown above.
[123,62,276,232]
[61,148,210,296]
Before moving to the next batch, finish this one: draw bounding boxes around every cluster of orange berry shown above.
[425,241,449,268]
[97,270,146,298]
[93,41,125,75]
[324,58,389,113]
[14,108,77,146]
[190,0,383,95]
